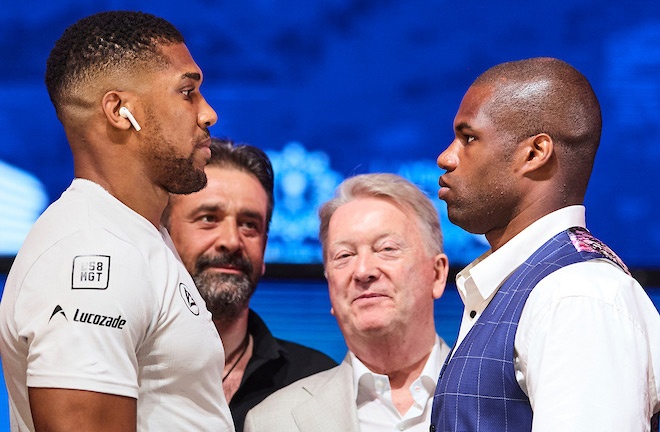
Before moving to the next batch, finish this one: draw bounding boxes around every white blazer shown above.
[244,355,359,432]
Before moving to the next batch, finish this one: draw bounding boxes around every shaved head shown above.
[472,57,601,196]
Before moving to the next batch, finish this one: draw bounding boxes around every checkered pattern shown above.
[430,227,626,432]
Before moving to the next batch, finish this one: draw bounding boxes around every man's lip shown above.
[195,138,212,159]
[205,265,244,275]
[438,175,450,199]
[196,137,211,149]
[195,137,212,152]
[353,292,388,303]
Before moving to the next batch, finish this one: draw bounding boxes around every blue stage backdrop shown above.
[1,0,660,269]
[1,1,660,429]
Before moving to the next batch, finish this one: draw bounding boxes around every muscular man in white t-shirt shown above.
[0,11,234,432]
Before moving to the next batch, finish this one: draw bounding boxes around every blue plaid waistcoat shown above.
[429,227,631,432]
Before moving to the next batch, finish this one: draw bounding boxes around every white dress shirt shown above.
[351,335,450,432]
[453,205,660,431]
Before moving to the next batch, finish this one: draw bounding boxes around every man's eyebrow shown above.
[455,122,474,133]
[191,203,221,215]
[182,72,201,81]
[239,209,264,221]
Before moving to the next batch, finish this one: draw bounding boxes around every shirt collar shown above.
[351,335,444,401]
[456,206,587,306]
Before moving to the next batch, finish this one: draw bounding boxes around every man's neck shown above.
[353,336,435,415]
[353,331,435,385]
[485,196,576,252]
[71,133,171,228]
[215,307,250,360]
[216,307,252,402]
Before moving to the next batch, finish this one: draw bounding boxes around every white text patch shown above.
[72,255,110,289]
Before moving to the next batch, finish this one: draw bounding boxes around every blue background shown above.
[2,0,660,429]
[2,0,660,267]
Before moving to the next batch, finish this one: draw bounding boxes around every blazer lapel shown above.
[291,357,360,432]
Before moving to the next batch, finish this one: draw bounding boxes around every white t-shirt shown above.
[453,205,660,431]
[0,179,234,431]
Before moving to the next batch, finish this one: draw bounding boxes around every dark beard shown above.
[157,152,207,195]
[192,253,257,323]
[141,107,208,194]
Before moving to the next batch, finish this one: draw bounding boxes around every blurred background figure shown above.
[163,138,337,432]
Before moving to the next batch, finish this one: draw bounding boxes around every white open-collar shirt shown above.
[351,335,451,432]
[453,205,660,431]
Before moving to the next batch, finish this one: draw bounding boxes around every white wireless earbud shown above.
[119,106,142,131]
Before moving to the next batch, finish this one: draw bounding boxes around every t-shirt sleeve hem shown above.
[26,375,138,399]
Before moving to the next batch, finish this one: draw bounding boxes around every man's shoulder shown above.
[253,362,347,409]
[244,362,357,432]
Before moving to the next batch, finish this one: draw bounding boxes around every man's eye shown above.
[333,252,352,261]
[379,246,400,255]
[240,221,261,235]
[199,215,216,223]
[182,89,193,97]
[466,135,476,143]
[377,242,402,258]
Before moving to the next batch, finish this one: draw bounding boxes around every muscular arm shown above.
[29,388,136,432]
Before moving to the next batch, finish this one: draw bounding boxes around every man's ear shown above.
[519,133,554,175]
[102,91,132,131]
[432,253,449,299]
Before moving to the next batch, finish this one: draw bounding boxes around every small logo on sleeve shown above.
[179,283,200,316]
[71,255,110,289]
[49,305,68,322]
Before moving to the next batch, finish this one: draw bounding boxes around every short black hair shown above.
[207,138,275,233]
[45,10,184,115]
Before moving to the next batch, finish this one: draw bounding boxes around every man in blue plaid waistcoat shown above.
[431,57,660,431]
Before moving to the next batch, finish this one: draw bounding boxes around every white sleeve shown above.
[16,229,156,399]
[516,261,660,432]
